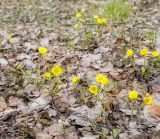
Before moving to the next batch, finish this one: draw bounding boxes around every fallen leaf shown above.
[0,58,8,66]
[0,97,7,112]
[54,94,70,113]
[148,104,160,117]
[36,132,52,139]
[44,123,62,136]
[8,96,22,107]
[25,84,41,98]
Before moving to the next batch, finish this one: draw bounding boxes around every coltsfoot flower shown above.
[79,18,86,23]
[141,67,146,74]
[128,90,138,99]
[8,34,12,41]
[93,15,99,19]
[71,76,79,83]
[143,93,153,105]
[126,49,134,57]
[152,51,159,57]
[96,17,106,24]
[89,84,99,94]
[44,72,51,79]
[140,48,148,56]
[38,47,48,54]
[73,24,80,29]
[51,65,62,77]
[76,12,82,18]
[95,73,108,85]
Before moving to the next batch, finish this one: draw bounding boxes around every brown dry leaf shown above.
[151,76,160,92]
[36,132,52,139]
[115,37,125,44]
[148,104,160,117]
[100,62,113,73]
[62,55,79,66]
[54,94,69,113]
[25,84,41,98]
[54,132,78,139]
[38,112,52,126]
[111,68,134,80]
[43,52,57,62]
[44,123,62,137]
[8,96,22,107]
[0,97,7,112]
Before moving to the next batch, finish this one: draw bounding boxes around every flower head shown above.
[89,84,99,94]
[140,48,148,56]
[73,24,80,29]
[76,12,82,18]
[96,17,106,24]
[71,76,79,83]
[152,51,159,57]
[38,47,48,54]
[44,72,51,79]
[96,73,108,85]
[93,15,99,19]
[128,90,138,99]
[141,67,146,74]
[8,34,12,41]
[16,64,23,70]
[79,18,86,24]
[143,93,153,105]
[126,49,134,57]
[51,65,62,77]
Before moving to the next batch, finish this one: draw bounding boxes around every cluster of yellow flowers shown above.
[128,90,153,105]
[38,47,153,106]
[38,47,109,96]
[89,73,109,94]
[38,47,63,79]
[126,48,159,57]
[75,12,106,24]
[44,65,62,79]
[93,15,106,24]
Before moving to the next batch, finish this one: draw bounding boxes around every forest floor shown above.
[1,0,160,139]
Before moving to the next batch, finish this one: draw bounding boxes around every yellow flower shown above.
[76,12,82,18]
[16,64,23,70]
[38,47,48,54]
[79,18,86,23]
[128,90,138,99]
[44,72,51,79]
[71,76,79,83]
[93,15,99,19]
[126,49,134,57]
[73,24,80,29]
[95,73,108,84]
[143,93,153,105]
[152,51,159,57]
[141,67,146,74]
[89,84,99,94]
[140,48,148,56]
[51,65,62,77]
[8,34,12,41]
[96,17,106,24]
